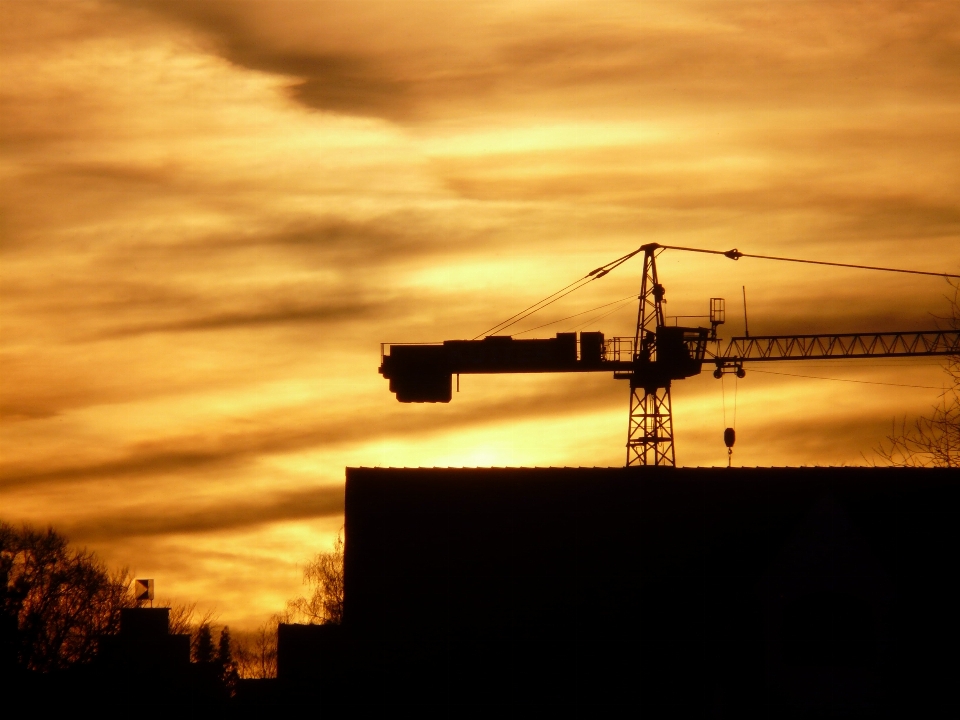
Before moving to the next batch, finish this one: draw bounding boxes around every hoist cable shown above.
[474,275,594,339]
[721,375,727,427]
[513,294,637,336]
[733,375,738,428]
[478,277,600,338]
[568,297,637,333]
[655,244,960,279]
[585,247,647,277]
[475,246,650,339]
[750,367,945,389]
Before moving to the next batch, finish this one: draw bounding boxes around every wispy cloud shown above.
[0,379,625,490]
[63,485,345,541]
[96,301,377,338]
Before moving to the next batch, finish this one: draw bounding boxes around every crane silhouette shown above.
[380,244,960,466]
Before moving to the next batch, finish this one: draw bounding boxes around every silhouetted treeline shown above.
[0,520,243,703]
[1,521,133,671]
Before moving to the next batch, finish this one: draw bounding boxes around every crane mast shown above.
[379,245,960,467]
[626,245,678,466]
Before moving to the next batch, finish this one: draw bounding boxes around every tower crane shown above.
[379,244,960,466]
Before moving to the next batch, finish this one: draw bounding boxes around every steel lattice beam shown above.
[717,331,960,362]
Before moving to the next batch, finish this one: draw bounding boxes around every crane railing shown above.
[603,337,635,362]
[714,330,960,363]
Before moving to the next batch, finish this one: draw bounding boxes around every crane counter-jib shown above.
[379,328,711,403]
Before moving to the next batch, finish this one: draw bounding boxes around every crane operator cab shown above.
[650,326,710,379]
[627,325,710,392]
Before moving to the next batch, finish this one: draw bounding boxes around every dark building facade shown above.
[98,607,191,670]
[332,466,959,716]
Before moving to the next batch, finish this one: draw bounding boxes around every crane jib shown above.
[716,330,960,363]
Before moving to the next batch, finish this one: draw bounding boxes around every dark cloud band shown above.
[62,485,345,541]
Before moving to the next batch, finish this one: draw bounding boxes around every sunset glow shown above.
[2,0,959,628]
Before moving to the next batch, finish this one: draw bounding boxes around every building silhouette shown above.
[268,465,959,716]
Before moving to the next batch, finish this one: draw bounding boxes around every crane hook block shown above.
[723,427,736,449]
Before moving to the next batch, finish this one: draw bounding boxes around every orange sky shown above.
[2,0,959,629]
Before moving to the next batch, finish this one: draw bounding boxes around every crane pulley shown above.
[379,244,960,466]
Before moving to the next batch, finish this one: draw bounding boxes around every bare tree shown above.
[157,599,219,645]
[0,522,135,671]
[876,397,959,467]
[875,280,960,467]
[286,528,344,625]
[233,617,280,679]
[162,600,198,635]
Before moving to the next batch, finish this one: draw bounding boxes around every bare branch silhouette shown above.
[0,522,135,671]
[875,280,959,467]
[286,528,345,625]
[233,616,282,679]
